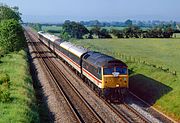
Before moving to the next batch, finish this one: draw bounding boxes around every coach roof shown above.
[60,41,88,58]
[38,31,61,42]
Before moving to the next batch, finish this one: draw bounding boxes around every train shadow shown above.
[32,56,56,59]
[31,51,52,54]
[110,74,172,107]
[30,50,56,59]
[128,74,173,106]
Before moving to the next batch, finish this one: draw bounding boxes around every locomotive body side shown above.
[82,51,129,97]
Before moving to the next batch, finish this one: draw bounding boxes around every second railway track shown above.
[26,29,103,123]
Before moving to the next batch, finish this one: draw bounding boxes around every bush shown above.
[0,73,11,102]
[0,19,26,52]
[0,5,21,22]
[0,73,10,85]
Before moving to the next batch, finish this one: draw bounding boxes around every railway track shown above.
[26,28,161,123]
[25,32,82,122]
[25,29,103,123]
[43,45,152,122]
[110,102,151,123]
[51,49,152,123]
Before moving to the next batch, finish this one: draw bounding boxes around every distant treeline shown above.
[24,19,179,29]
[80,20,178,29]
[110,25,174,38]
[60,20,175,39]
[27,20,179,40]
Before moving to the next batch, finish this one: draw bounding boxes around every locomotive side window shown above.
[98,68,101,75]
[82,61,102,80]
[97,67,102,79]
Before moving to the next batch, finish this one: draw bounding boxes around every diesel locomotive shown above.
[38,31,128,100]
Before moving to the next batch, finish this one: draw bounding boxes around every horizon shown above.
[22,15,180,24]
[1,0,180,23]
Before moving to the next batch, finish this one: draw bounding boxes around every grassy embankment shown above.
[73,38,180,121]
[0,50,39,122]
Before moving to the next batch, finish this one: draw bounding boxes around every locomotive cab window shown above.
[103,68,114,75]
[116,67,127,74]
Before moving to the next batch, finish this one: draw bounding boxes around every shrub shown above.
[0,73,10,85]
[0,19,26,52]
[0,73,11,102]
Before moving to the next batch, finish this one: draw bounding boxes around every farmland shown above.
[73,38,180,120]
[174,33,180,38]
[41,25,62,32]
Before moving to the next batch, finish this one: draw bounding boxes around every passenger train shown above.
[38,31,128,100]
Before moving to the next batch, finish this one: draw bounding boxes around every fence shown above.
[86,45,177,76]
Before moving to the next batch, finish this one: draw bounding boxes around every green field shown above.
[73,38,180,121]
[42,25,62,32]
[174,33,180,38]
[0,50,39,122]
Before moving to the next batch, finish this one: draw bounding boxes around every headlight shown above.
[116,84,120,87]
[123,77,127,81]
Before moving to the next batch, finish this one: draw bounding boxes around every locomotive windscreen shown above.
[103,67,127,75]
[107,60,127,67]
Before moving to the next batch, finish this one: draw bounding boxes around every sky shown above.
[1,0,180,23]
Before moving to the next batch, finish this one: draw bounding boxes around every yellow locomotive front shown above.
[102,67,128,88]
[101,60,128,99]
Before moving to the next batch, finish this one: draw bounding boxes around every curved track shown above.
[25,28,170,123]
[25,29,103,123]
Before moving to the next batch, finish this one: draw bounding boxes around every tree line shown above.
[59,20,175,39]
[27,20,176,40]
[110,25,174,38]
[0,4,25,54]
[80,19,178,29]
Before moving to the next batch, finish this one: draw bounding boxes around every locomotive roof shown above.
[38,31,61,42]
[60,42,88,58]
[83,51,127,67]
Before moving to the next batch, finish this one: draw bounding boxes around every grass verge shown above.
[0,50,39,123]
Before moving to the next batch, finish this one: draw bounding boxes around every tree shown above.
[0,19,26,52]
[110,29,124,38]
[60,31,71,40]
[99,29,112,38]
[0,5,21,22]
[90,26,101,38]
[31,23,42,31]
[125,19,132,27]
[61,20,89,39]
